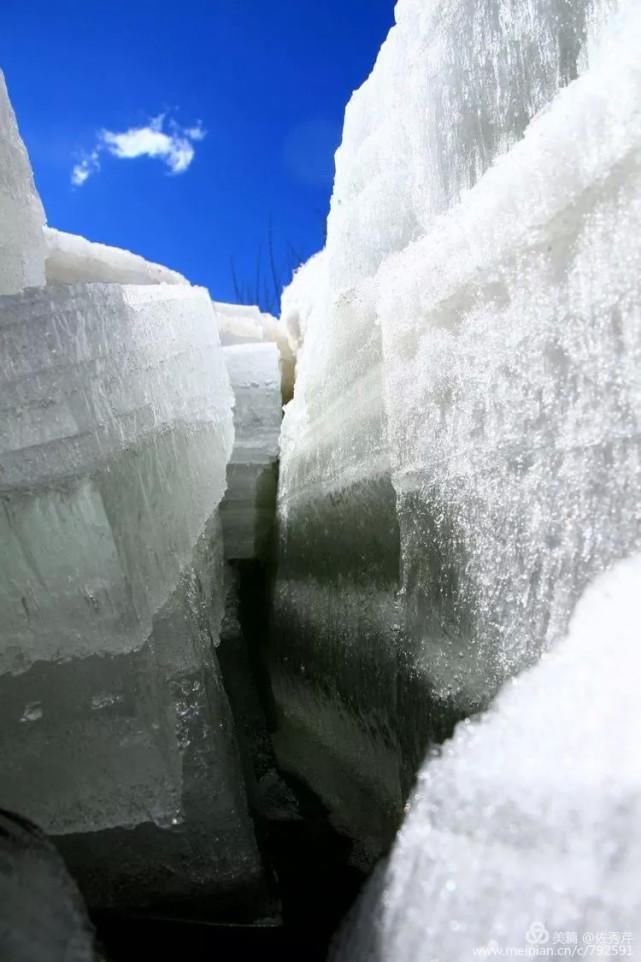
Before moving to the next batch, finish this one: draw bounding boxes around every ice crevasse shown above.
[1,0,641,947]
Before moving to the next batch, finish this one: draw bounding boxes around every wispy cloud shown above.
[71,114,206,186]
[71,149,101,186]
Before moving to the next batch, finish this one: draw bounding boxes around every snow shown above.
[44,226,188,286]
[332,555,641,959]
[270,0,641,862]
[0,71,46,294]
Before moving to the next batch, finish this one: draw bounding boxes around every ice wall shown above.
[270,0,641,862]
[221,343,281,561]
[332,556,641,960]
[44,227,188,286]
[214,300,296,402]
[0,808,99,962]
[0,282,268,917]
[0,71,46,293]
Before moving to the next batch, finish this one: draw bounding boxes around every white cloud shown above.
[71,114,205,186]
[71,150,100,186]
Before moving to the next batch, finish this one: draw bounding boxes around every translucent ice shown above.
[0,283,269,917]
[44,227,188,286]
[221,343,282,560]
[0,71,46,294]
[269,0,641,862]
[332,556,641,960]
[214,300,295,400]
[0,808,98,962]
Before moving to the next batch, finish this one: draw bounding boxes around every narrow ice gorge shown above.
[0,72,273,921]
[270,0,641,886]
[2,0,641,951]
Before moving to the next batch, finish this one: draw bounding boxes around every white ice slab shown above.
[44,227,188,286]
[0,71,46,294]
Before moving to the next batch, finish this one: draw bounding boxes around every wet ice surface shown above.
[271,0,641,870]
[0,809,99,962]
[0,278,269,916]
[332,556,641,960]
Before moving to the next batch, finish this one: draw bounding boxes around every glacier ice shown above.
[0,808,98,962]
[214,299,296,402]
[0,281,269,917]
[332,556,641,960]
[269,0,641,863]
[221,342,282,561]
[44,227,188,286]
[0,71,46,294]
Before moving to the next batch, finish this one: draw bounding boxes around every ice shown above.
[214,301,266,345]
[0,808,98,961]
[376,6,641,729]
[332,556,641,960]
[0,71,46,294]
[44,227,188,286]
[269,0,641,863]
[0,282,270,918]
[220,343,281,560]
[213,300,296,401]
[326,0,623,291]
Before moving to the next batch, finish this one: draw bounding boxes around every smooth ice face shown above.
[44,227,188,286]
[0,283,234,672]
[270,0,641,861]
[0,71,46,293]
[221,343,281,559]
[332,556,641,961]
[0,809,98,962]
[0,282,268,917]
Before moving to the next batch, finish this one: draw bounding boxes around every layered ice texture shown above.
[44,227,188,286]
[0,280,269,917]
[214,300,296,402]
[0,71,46,294]
[271,0,641,863]
[221,342,282,560]
[333,557,641,959]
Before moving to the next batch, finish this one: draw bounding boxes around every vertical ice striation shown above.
[221,342,282,561]
[377,9,641,730]
[0,71,46,294]
[217,337,285,840]
[0,282,269,917]
[332,556,641,960]
[270,0,641,865]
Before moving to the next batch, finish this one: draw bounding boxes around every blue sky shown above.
[0,0,395,310]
